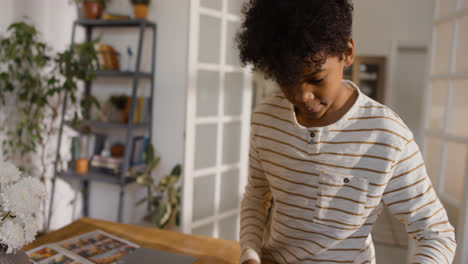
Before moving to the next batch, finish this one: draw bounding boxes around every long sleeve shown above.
[239,127,270,264]
[382,139,457,264]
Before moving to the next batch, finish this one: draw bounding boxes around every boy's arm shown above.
[239,128,270,264]
[382,139,457,263]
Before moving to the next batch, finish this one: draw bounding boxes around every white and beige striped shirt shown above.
[240,80,456,264]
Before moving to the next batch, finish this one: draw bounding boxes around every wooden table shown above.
[23,217,241,264]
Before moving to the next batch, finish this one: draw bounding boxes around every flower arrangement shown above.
[0,161,47,254]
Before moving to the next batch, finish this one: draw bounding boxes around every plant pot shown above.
[0,246,31,264]
[133,4,149,19]
[83,2,102,19]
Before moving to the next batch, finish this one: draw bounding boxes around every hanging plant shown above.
[0,21,99,164]
[0,21,100,231]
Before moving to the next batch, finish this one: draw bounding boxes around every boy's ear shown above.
[344,38,355,68]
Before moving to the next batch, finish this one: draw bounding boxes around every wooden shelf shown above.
[76,19,156,28]
[61,169,136,185]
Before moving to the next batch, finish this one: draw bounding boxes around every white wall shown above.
[353,0,434,144]
[151,0,189,180]
[353,0,433,56]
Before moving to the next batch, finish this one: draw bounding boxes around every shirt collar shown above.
[285,80,363,130]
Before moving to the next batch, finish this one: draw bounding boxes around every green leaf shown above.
[166,174,180,186]
[146,157,161,172]
[136,174,154,186]
[143,142,155,165]
[136,197,150,206]
[170,164,182,176]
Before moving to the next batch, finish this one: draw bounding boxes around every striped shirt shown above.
[239,80,456,264]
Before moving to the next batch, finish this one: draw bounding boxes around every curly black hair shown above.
[236,0,354,87]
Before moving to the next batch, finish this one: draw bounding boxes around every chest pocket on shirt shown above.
[313,172,369,230]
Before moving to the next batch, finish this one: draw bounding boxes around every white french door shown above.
[182,0,252,240]
[423,0,468,263]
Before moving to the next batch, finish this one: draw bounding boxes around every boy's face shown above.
[279,40,355,121]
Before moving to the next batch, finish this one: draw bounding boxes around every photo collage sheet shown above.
[27,230,139,264]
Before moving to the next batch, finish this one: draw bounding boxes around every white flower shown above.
[0,218,25,254]
[0,161,45,253]
[21,215,39,244]
[1,177,47,218]
[0,161,21,186]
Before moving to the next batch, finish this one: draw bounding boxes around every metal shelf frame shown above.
[47,19,157,229]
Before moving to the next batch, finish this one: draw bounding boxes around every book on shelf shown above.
[130,137,149,166]
[90,155,146,176]
[96,44,120,71]
[102,13,131,20]
[122,97,151,124]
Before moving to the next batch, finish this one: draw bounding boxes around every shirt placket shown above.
[307,128,322,154]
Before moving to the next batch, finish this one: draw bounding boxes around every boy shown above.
[236,0,457,263]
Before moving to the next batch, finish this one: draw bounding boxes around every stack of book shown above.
[94,44,120,71]
[90,156,123,174]
[130,137,149,166]
[89,136,149,175]
[122,97,151,124]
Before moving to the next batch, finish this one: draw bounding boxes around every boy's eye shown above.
[305,76,325,84]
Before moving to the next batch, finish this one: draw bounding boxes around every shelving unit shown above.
[47,19,157,229]
[343,56,386,103]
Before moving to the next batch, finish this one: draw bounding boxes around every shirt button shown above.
[344,178,350,183]
[310,131,315,137]
[309,139,314,144]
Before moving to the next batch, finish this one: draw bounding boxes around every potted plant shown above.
[131,143,182,229]
[130,0,151,19]
[0,161,47,259]
[74,0,110,19]
[109,94,128,122]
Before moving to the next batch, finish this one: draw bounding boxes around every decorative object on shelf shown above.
[111,144,125,158]
[100,140,111,157]
[109,94,128,122]
[131,143,182,229]
[125,46,134,71]
[75,135,90,174]
[73,0,110,19]
[130,0,151,19]
[0,161,47,258]
[75,159,89,174]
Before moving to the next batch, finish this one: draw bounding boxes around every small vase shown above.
[0,246,31,264]
[83,2,102,19]
[133,4,149,19]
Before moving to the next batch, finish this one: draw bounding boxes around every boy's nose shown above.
[296,86,315,104]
